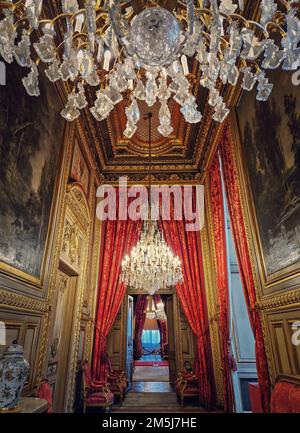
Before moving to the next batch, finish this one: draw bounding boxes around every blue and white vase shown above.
[0,340,29,411]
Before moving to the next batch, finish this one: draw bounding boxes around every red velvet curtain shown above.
[153,295,167,358]
[208,153,235,412]
[133,295,148,360]
[219,126,271,412]
[160,189,216,410]
[92,218,142,380]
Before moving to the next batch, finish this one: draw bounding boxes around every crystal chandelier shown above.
[1,1,299,138]
[120,113,183,295]
[121,219,183,295]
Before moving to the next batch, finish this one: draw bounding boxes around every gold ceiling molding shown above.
[100,172,201,184]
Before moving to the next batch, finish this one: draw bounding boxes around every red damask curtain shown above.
[133,295,148,360]
[208,153,235,412]
[219,126,271,412]
[160,189,216,410]
[92,217,142,381]
[153,295,167,358]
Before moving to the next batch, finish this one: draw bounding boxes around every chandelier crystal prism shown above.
[1,1,300,138]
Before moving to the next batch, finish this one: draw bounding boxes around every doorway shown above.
[131,295,170,383]
[52,266,78,412]
[221,170,258,412]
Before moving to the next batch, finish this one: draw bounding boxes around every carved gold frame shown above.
[229,105,300,297]
[0,119,71,297]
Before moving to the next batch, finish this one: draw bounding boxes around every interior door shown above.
[126,295,134,384]
[166,295,176,383]
[53,269,77,412]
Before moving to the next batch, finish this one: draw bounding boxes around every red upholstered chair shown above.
[175,366,200,407]
[271,376,300,413]
[249,382,263,413]
[82,361,114,412]
[36,380,53,413]
[107,357,128,387]
[101,355,127,401]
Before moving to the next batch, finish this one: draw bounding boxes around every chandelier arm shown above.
[265,21,286,37]
[240,58,262,74]
[13,17,33,32]
[7,5,109,36]
[0,1,24,11]
[12,13,73,35]
[277,0,291,12]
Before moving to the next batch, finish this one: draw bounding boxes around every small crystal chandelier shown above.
[155,300,167,322]
[1,1,300,138]
[146,297,157,320]
[145,296,167,321]
[121,113,183,295]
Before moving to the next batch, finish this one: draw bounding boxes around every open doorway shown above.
[221,169,258,412]
[132,295,170,383]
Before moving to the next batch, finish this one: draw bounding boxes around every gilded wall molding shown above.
[84,217,102,363]
[0,289,50,313]
[200,195,224,407]
[255,289,300,312]
[35,123,77,384]
[55,183,91,412]
[65,187,90,231]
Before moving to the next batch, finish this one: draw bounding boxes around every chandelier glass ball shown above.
[130,7,182,67]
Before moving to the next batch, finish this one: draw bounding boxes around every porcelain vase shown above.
[0,340,29,411]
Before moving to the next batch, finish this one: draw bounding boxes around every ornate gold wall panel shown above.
[0,308,42,392]
[178,302,195,367]
[107,305,124,371]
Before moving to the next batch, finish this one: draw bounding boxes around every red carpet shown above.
[134,361,169,366]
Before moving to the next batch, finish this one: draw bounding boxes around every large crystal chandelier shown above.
[121,219,183,294]
[1,1,300,138]
[120,113,183,295]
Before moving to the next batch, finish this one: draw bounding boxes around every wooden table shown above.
[0,398,49,413]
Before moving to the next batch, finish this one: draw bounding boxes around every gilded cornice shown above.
[255,289,300,312]
[0,289,50,313]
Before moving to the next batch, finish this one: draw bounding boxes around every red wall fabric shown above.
[159,189,216,410]
[133,295,148,360]
[208,153,235,412]
[92,217,142,381]
[219,125,271,412]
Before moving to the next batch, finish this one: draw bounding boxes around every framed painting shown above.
[233,69,300,289]
[70,138,89,196]
[0,63,65,282]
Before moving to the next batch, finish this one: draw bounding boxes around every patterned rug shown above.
[133,366,169,382]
